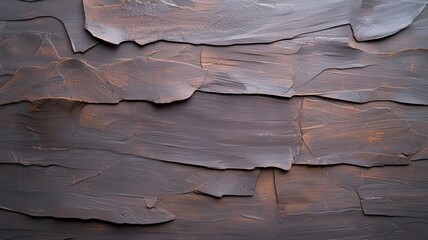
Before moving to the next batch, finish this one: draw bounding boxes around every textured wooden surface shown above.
[1,0,428,239]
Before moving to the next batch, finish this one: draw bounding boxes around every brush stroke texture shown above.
[2,94,426,171]
[0,93,302,170]
[201,31,428,104]
[0,157,259,224]
[295,97,428,167]
[2,20,428,105]
[1,0,428,238]
[0,0,98,52]
[276,160,428,217]
[1,167,428,239]
[358,183,428,218]
[349,6,428,53]
[83,0,427,45]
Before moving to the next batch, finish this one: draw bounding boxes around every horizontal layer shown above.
[1,92,426,169]
[0,153,259,224]
[1,0,426,52]
[83,0,427,45]
[358,183,428,218]
[2,166,428,239]
[1,0,428,238]
[0,0,98,52]
[349,7,428,53]
[275,160,428,218]
[1,19,428,105]
[201,32,428,104]
[0,92,301,170]
[295,97,428,166]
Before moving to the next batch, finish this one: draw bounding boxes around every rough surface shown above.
[0,20,205,104]
[1,167,428,239]
[276,160,428,219]
[350,0,427,41]
[349,6,428,53]
[83,0,427,46]
[358,183,428,218]
[0,93,301,170]
[295,97,428,167]
[83,0,351,45]
[0,155,259,224]
[0,0,98,52]
[201,30,428,104]
[2,21,428,105]
[1,0,428,238]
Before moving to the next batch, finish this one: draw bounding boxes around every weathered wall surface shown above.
[1,0,428,239]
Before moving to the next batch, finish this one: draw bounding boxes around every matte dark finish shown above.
[295,97,428,167]
[1,168,428,239]
[0,93,301,170]
[2,19,428,105]
[0,18,205,104]
[0,156,259,224]
[0,170,282,240]
[0,38,205,104]
[275,166,361,215]
[350,0,427,41]
[358,183,428,218]
[0,18,75,75]
[83,0,427,46]
[275,160,428,219]
[0,0,98,52]
[1,0,428,238]
[276,210,428,240]
[201,30,428,104]
[83,0,351,46]
[349,7,428,53]
[3,94,424,170]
